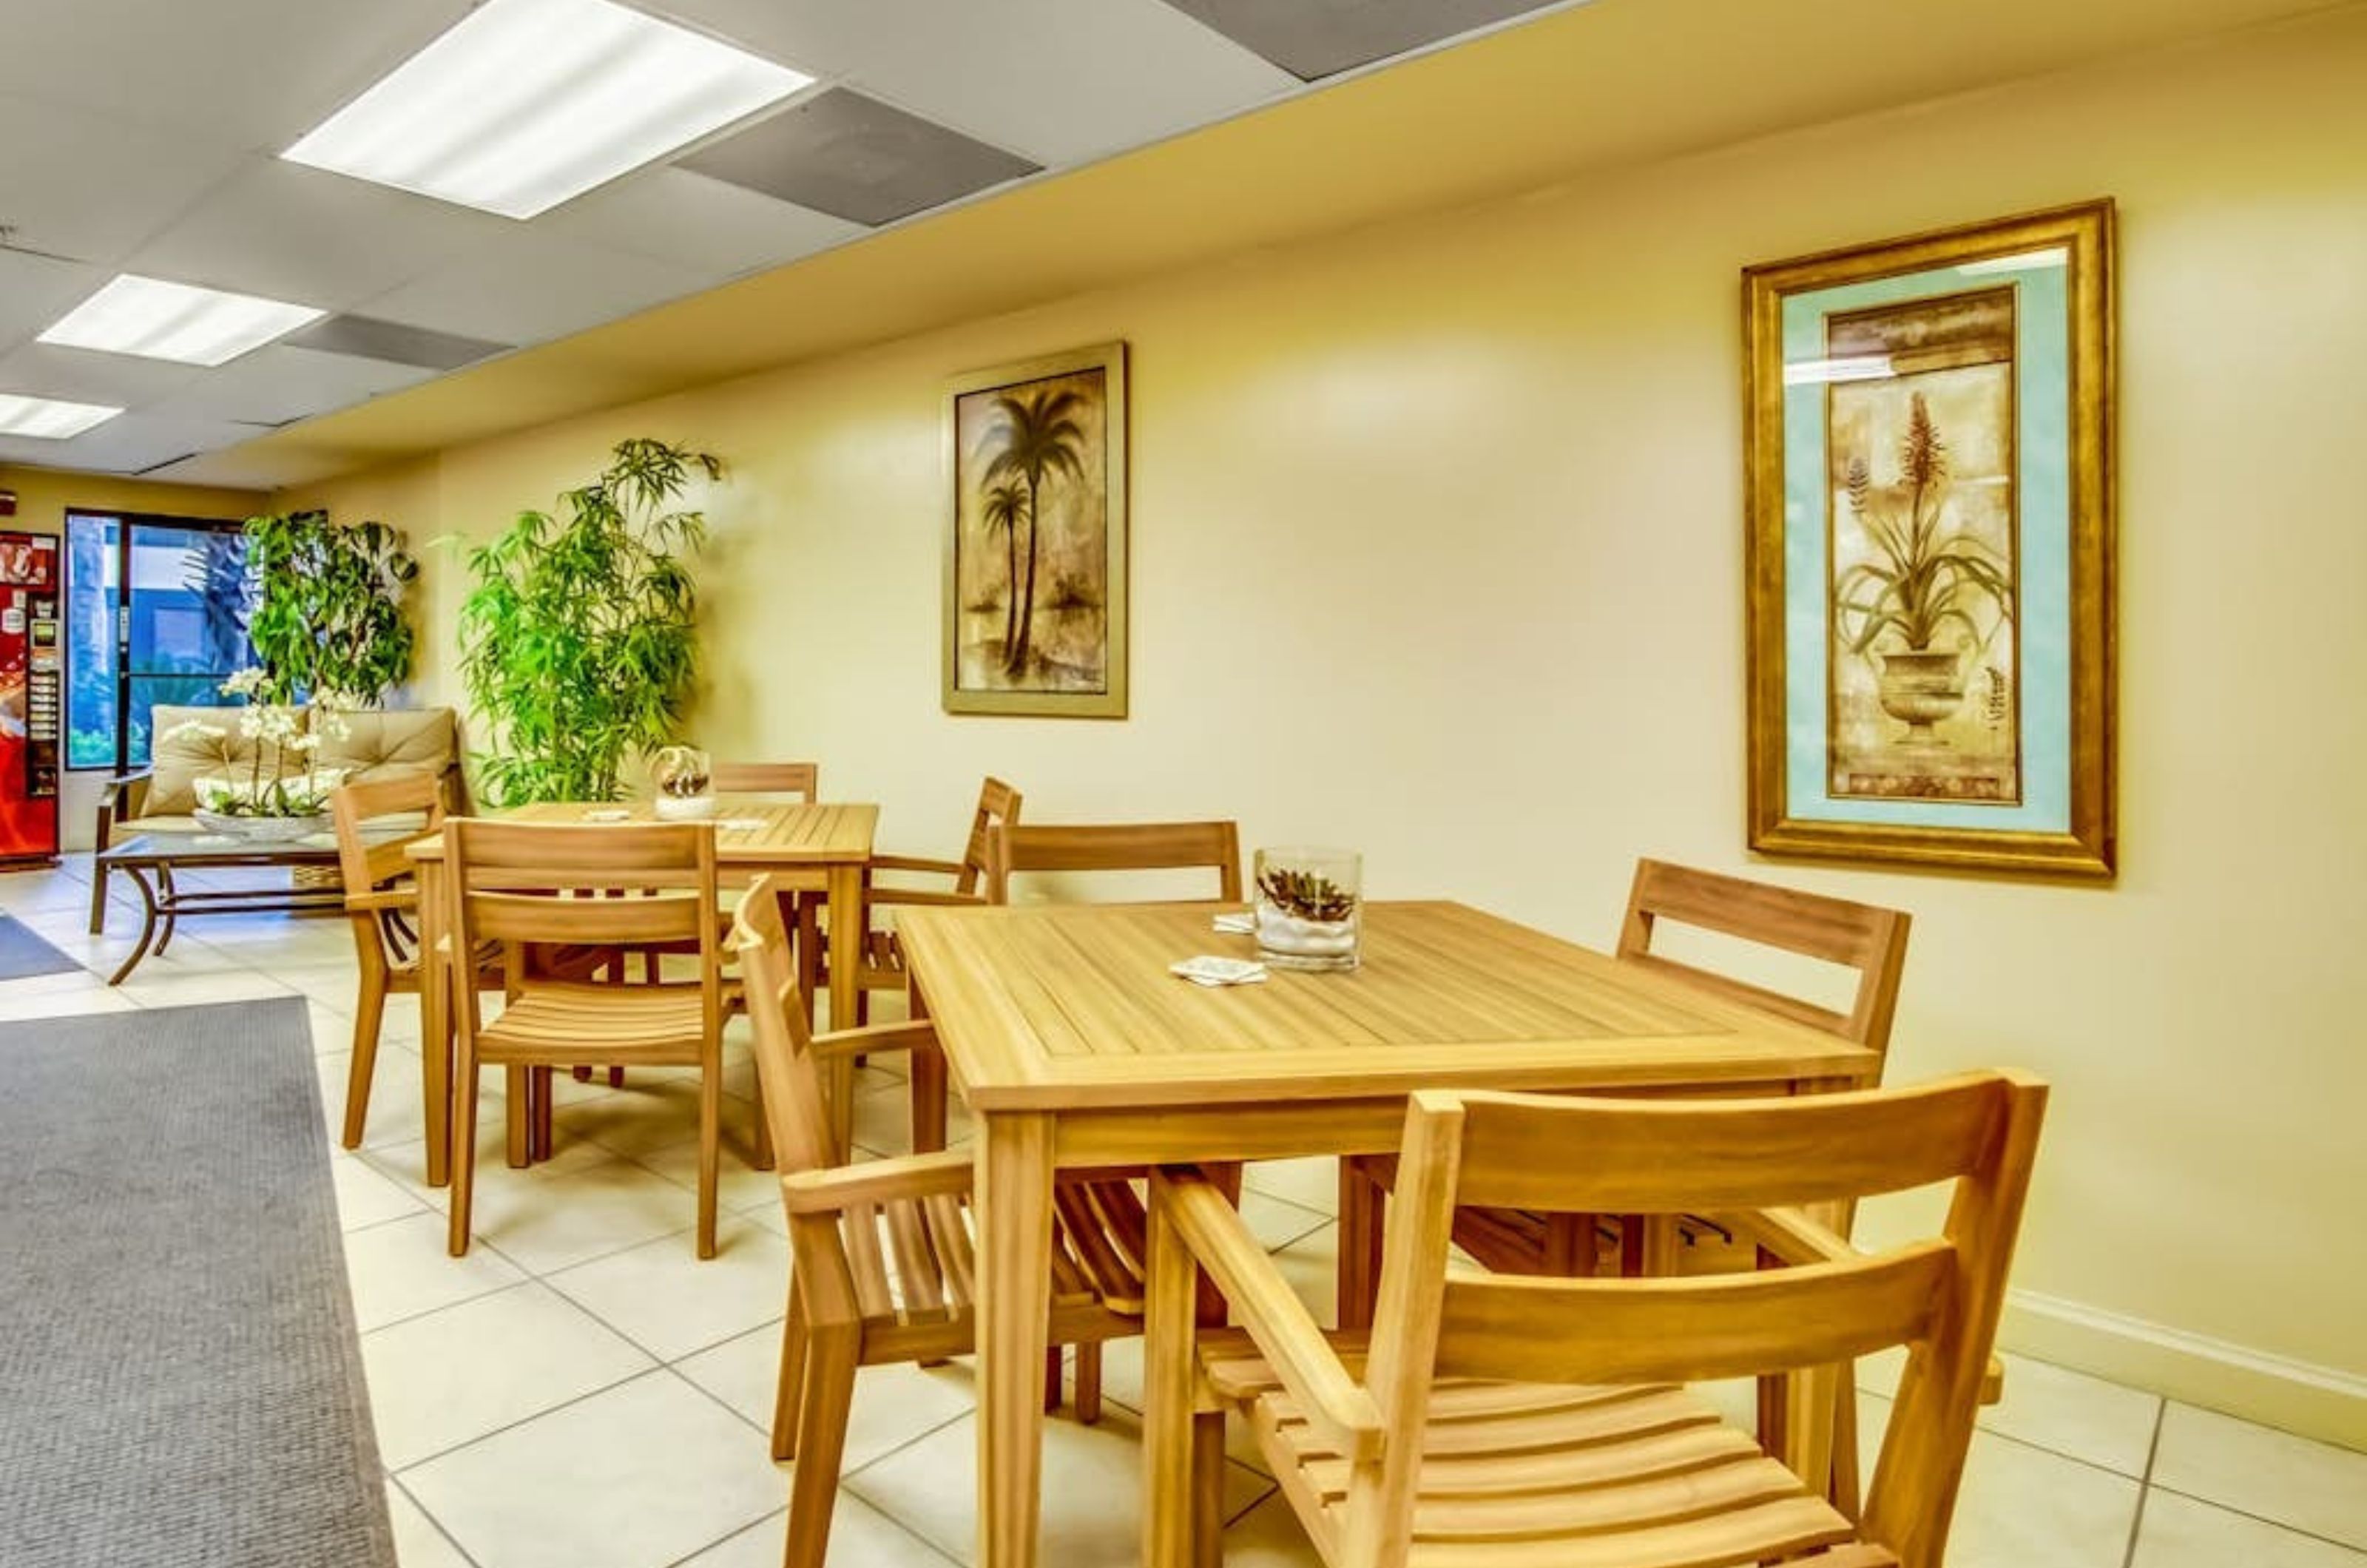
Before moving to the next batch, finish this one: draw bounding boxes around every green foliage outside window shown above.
[456,439,720,806]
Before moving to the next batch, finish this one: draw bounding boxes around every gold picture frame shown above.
[942,341,1129,718]
[1744,202,2116,877]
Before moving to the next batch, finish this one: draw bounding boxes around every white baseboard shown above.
[2002,1289,2367,1452]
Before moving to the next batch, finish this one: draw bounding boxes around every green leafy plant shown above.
[458,439,720,805]
[243,510,418,703]
[1834,393,2014,658]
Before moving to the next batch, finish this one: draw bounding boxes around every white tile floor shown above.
[5,851,2363,1568]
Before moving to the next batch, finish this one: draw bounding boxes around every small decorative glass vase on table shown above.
[651,745,716,820]
[1253,847,1363,972]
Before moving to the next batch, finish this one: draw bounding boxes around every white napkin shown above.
[1169,955,1268,987]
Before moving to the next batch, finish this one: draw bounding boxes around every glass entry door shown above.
[64,513,256,772]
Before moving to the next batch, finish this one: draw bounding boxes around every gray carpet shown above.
[0,998,396,1568]
[0,913,81,981]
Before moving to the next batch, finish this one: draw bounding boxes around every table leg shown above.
[976,1111,1055,1568]
[419,860,453,1189]
[1336,1158,1384,1332]
[909,981,948,1155]
[105,868,162,986]
[825,862,862,1031]
[152,864,180,955]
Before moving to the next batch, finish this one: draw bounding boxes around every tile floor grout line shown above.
[2121,1400,2167,1568]
[1854,1383,2164,1485]
[390,1356,669,1476]
[2140,1481,2367,1557]
[388,1470,488,1568]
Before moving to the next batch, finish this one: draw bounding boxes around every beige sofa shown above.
[90,705,461,931]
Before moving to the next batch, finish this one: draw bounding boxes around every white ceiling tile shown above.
[141,346,437,428]
[0,250,106,354]
[652,0,1296,164]
[127,160,514,313]
[0,1,471,153]
[0,95,246,268]
[0,414,271,476]
[536,169,865,279]
[357,235,723,345]
[0,342,206,410]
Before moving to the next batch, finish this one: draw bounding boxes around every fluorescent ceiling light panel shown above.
[38,275,325,367]
[0,393,124,439]
[283,0,814,220]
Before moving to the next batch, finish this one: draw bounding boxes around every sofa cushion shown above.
[319,708,458,787]
[144,706,299,817]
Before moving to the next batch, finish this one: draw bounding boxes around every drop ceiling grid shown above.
[0,0,1564,476]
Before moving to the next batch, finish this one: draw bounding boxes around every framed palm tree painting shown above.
[1744,202,2116,876]
[944,342,1128,717]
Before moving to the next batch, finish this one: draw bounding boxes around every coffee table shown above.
[93,831,365,984]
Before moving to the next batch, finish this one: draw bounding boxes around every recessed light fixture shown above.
[283,0,814,220]
[38,275,325,367]
[0,393,124,440]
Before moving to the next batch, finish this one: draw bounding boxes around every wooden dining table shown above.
[405,797,878,1189]
[895,898,1884,1568]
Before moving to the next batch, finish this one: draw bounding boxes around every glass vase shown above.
[1253,847,1363,973]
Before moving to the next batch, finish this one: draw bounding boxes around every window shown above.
[64,512,257,771]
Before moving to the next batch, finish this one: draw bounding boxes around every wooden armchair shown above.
[810,775,1021,1021]
[731,873,1149,1568]
[1144,1072,2046,1568]
[443,820,730,1258]
[330,775,502,1151]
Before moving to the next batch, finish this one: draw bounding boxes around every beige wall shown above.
[0,464,268,847]
[290,10,2367,1437]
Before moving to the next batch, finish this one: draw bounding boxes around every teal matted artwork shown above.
[1744,203,2116,878]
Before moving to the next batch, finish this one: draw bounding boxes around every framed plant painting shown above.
[944,342,1128,717]
[1745,201,2116,878]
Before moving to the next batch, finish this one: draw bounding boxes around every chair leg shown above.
[1145,1185,1203,1568]
[448,1041,480,1257]
[1076,1343,1104,1425]
[772,1280,810,1463]
[697,1057,721,1260]
[504,1065,532,1168]
[1043,1348,1064,1413]
[340,970,389,1150]
[530,1067,554,1162]
[783,1324,860,1568]
[1828,1371,1863,1520]
[607,1066,625,1089]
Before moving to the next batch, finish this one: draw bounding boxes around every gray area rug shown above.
[0,913,81,981]
[0,998,396,1568]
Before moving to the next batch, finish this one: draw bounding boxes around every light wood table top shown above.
[897,899,1879,1111]
[405,798,878,865]
[895,897,1882,1568]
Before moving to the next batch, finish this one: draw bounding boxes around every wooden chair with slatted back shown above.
[732,874,1150,1568]
[814,775,1022,1016]
[331,775,496,1150]
[983,819,1243,905]
[709,760,820,800]
[1146,1070,2046,1568]
[443,820,729,1258]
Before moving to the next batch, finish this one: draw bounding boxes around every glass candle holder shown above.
[1253,846,1363,973]
[650,745,715,820]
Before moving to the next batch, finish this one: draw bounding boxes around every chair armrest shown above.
[868,853,967,878]
[1155,1169,1384,1462]
[865,887,990,910]
[780,1150,973,1214]
[98,770,153,835]
[345,888,419,914]
[1729,1207,2006,1405]
[1728,1206,1854,1266]
[811,1020,937,1061]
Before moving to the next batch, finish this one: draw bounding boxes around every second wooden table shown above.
[406,799,878,1188]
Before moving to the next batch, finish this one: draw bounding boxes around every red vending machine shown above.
[1,531,63,866]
